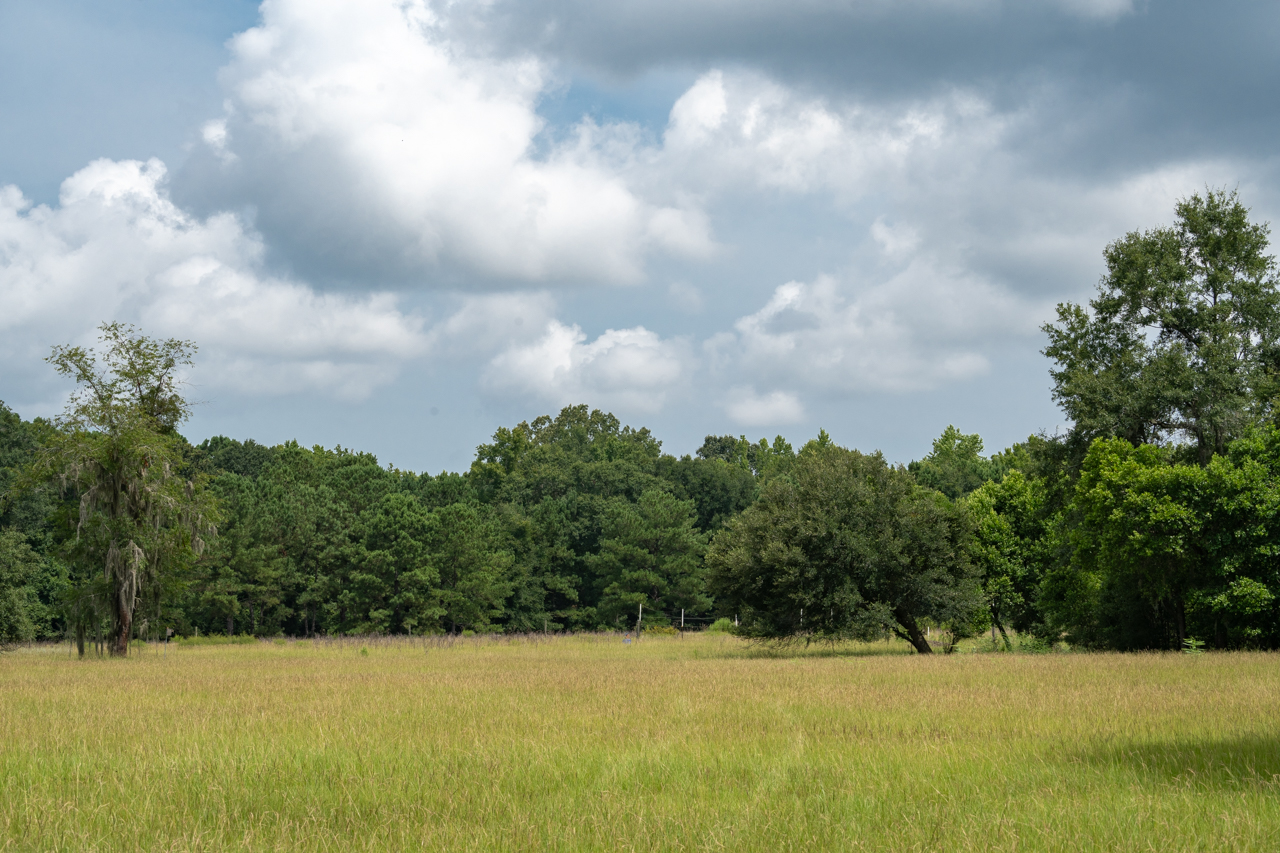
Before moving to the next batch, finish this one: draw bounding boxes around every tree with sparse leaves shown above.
[19,324,217,656]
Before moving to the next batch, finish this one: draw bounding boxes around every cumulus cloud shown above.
[709,268,1041,398]
[724,387,805,426]
[181,0,714,286]
[656,69,1002,200]
[655,69,1252,298]
[484,321,692,413]
[0,158,427,401]
[428,292,558,357]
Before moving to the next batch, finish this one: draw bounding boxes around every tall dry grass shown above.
[1,634,1278,851]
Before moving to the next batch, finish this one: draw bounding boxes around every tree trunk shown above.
[227,613,234,637]
[997,622,1012,652]
[76,622,86,658]
[1175,598,1186,648]
[893,608,933,654]
[110,604,132,657]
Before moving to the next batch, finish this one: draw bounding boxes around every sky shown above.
[2,0,1278,473]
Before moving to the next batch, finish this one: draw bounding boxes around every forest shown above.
[3,189,1280,654]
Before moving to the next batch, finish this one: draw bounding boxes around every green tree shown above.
[965,471,1049,647]
[0,529,39,646]
[194,436,276,479]
[429,502,513,633]
[654,454,758,532]
[1043,431,1280,650]
[21,323,217,656]
[0,402,69,640]
[357,492,440,634]
[196,472,294,636]
[471,406,669,630]
[909,426,1001,500]
[1044,189,1280,464]
[707,442,981,652]
[591,490,709,627]
[696,433,796,480]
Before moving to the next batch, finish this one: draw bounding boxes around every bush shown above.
[706,617,736,634]
[642,625,678,636]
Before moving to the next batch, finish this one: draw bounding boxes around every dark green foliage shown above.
[195,436,276,478]
[965,471,1050,645]
[1044,189,1280,464]
[0,402,68,641]
[0,529,39,645]
[696,433,795,479]
[1041,432,1280,649]
[909,426,1003,500]
[428,502,513,633]
[590,490,709,627]
[707,443,981,652]
[654,455,757,531]
[1020,190,1280,649]
[0,402,59,546]
[406,471,476,509]
[469,405,673,630]
[357,492,441,634]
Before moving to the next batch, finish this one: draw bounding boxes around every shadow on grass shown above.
[1080,735,1280,790]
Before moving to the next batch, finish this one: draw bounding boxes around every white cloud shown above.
[870,217,920,257]
[724,387,805,425]
[484,320,691,413]
[0,158,427,401]
[666,71,729,147]
[194,0,714,285]
[428,292,558,356]
[656,69,1246,301]
[1049,0,1136,21]
[711,268,1040,396]
[659,70,981,197]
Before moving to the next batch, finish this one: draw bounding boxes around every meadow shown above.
[1,634,1278,852]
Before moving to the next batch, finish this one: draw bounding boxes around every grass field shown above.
[2,634,1278,852]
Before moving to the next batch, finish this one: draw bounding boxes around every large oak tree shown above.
[707,443,981,653]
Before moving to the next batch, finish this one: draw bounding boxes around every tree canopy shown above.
[1044,189,1280,464]
[707,443,981,652]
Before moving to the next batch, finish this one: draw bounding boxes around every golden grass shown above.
[2,634,1278,852]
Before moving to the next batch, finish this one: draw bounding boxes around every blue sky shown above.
[2,0,1278,473]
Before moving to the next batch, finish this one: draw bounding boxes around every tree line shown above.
[3,189,1280,653]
